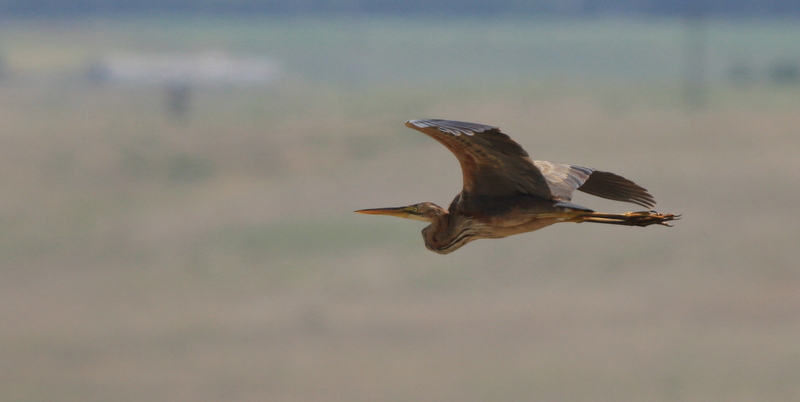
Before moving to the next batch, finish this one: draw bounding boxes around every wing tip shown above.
[405,119,498,136]
[578,170,658,209]
[404,119,421,129]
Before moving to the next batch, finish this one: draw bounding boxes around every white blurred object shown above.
[88,51,281,85]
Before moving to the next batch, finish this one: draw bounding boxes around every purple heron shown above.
[356,119,678,254]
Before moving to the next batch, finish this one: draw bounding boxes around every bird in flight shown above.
[356,119,678,254]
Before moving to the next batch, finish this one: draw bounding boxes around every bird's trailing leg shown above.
[576,211,680,227]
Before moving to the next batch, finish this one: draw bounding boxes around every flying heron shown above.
[356,119,678,254]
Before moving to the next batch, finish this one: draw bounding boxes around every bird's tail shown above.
[574,210,680,227]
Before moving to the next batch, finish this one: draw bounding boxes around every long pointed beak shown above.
[354,206,412,218]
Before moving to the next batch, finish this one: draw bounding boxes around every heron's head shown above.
[355,202,446,223]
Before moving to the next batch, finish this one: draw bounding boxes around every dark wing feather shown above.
[579,170,656,208]
[534,160,656,209]
[405,119,553,200]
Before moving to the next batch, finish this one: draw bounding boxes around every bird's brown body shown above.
[357,119,678,254]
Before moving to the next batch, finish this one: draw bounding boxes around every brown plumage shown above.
[356,119,678,254]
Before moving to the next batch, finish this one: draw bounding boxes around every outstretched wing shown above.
[534,160,656,208]
[405,119,553,200]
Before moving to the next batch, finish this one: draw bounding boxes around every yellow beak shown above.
[354,206,414,218]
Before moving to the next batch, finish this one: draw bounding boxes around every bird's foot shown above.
[626,211,681,227]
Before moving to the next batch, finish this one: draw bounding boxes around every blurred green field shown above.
[1,16,799,401]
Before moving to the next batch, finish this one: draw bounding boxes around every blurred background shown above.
[1,1,799,401]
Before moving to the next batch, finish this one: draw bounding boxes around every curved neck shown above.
[422,212,474,254]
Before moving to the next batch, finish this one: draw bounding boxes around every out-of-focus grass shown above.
[1,16,800,402]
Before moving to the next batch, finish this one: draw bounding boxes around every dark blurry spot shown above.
[166,81,192,119]
[84,59,107,85]
[168,154,213,183]
[769,59,800,85]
